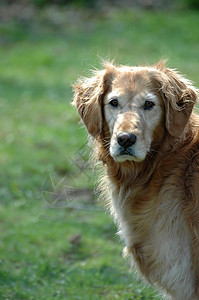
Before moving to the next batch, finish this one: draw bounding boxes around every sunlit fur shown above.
[73,61,199,299]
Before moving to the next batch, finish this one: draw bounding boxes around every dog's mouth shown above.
[113,147,138,162]
[110,140,146,162]
[119,148,135,156]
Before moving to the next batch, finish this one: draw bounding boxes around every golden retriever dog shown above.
[72,61,199,299]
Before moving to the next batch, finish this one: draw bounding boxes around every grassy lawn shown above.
[0,5,199,299]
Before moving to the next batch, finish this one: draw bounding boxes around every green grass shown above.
[1,5,199,299]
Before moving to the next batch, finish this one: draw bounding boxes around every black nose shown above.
[117,132,137,148]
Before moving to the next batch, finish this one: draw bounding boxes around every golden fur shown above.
[72,61,199,299]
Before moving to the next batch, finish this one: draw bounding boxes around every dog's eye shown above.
[109,99,119,108]
[144,100,155,110]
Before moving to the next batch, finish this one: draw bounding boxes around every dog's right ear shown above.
[154,62,198,137]
[72,64,115,138]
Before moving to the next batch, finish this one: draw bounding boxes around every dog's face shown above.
[104,70,165,162]
[73,62,197,163]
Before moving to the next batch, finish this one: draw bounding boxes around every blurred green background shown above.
[0,0,199,299]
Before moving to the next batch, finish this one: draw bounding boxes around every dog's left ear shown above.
[155,64,198,137]
[72,65,115,138]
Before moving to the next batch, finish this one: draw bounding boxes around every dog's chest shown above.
[110,182,193,293]
[110,184,155,247]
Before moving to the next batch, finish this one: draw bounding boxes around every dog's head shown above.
[73,62,197,163]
